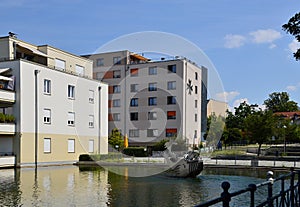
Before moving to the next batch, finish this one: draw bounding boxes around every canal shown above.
[0,165,289,207]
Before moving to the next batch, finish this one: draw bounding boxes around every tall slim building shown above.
[0,35,108,167]
[85,50,207,148]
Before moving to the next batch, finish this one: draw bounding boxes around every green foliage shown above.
[205,113,225,147]
[152,139,168,151]
[79,153,123,161]
[170,136,188,151]
[264,92,298,112]
[0,113,15,123]
[108,128,123,150]
[123,147,147,157]
[282,12,300,61]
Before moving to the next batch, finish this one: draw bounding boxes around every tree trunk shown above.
[257,144,262,157]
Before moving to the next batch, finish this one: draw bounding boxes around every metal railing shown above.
[195,167,300,207]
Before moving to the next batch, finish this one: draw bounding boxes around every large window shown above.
[148,97,157,106]
[113,56,121,65]
[75,65,84,76]
[96,58,104,66]
[68,112,75,126]
[148,83,157,91]
[113,113,121,121]
[113,70,121,78]
[130,98,138,107]
[147,129,158,137]
[113,85,121,93]
[55,58,66,70]
[148,111,157,120]
[68,85,75,99]
[129,129,139,137]
[44,138,51,153]
[148,66,157,75]
[130,68,138,77]
[167,81,176,90]
[130,112,138,121]
[89,115,94,128]
[130,84,138,92]
[113,99,121,107]
[89,90,94,103]
[166,128,177,137]
[167,111,176,120]
[43,109,51,124]
[167,96,176,105]
[168,64,176,73]
[44,79,51,94]
[68,139,75,153]
[89,140,94,153]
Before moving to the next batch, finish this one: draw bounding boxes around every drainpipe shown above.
[34,70,40,168]
[98,86,102,154]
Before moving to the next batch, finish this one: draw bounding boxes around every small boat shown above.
[164,151,203,178]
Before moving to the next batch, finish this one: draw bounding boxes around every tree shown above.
[264,92,298,112]
[244,110,276,156]
[108,128,123,150]
[282,12,300,61]
[205,113,225,148]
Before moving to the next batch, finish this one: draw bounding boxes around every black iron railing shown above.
[195,167,300,207]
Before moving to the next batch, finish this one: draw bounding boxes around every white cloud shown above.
[250,29,282,44]
[224,34,246,48]
[269,43,277,49]
[286,85,297,91]
[288,39,300,53]
[233,98,249,107]
[216,91,240,102]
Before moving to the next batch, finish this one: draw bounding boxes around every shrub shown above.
[0,113,5,123]
[123,147,147,157]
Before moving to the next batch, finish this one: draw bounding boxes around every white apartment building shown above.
[0,34,108,167]
[84,50,207,148]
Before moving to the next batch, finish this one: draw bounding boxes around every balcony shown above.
[0,123,15,135]
[0,89,15,104]
[0,156,15,168]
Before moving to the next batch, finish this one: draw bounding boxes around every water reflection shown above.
[0,166,285,207]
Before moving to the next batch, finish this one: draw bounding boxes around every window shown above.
[148,66,157,75]
[167,96,176,105]
[44,138,51,153]
[194,130,197,138]
[148,111,157,120]
[68,112,75,126]
[166,128,177,137]
[130,84,139,92]
[168,64,176,73]
[130,112,138,121]
[167,111,176,120]
[44,79,51,94]
[96,72,103,80]
[195,72,198,80]
[55,58,66,70]
[43,109,51,124]
[96,58,104,66]
[195,100,198,108]
[129,129,139,137]
[113,99,121,107]
[89,90,94,103]
[89,140,94,153]
[195,85,198,94]
[130,68,138,77]
[130,98,138,107]
[89,115,94,128]
[167,81,176,90]
[113,113,121,121]
[68,139,75,153]
[148,83,157,91]
[113,70,121,78]
[148,97,157,106]
[195,114,198,122]
[147,129,158,137]
[68,85,75,99]
[75,65,84,76]
[113,85,121,93]
[113,56,121,65]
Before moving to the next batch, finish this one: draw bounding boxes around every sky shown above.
[1,0,300,110]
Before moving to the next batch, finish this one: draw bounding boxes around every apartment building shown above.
[0,34,108,167]
[84,50,207,148]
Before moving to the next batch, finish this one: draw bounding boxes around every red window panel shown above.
[130,68,138,76]
[103,71,113,79]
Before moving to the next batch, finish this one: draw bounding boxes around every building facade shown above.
[85,51,207,148]
[0,35,108,167]
[207,99,228,117]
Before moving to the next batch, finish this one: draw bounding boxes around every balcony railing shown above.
[0,155,15,168]
[0,89,15,103]
[0,123,15,134]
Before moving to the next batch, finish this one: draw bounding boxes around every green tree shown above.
[205,113,225,148]
[108,128,123,150]
[264,92,298,112]
[282,12,300,61]
[244,110,276,156]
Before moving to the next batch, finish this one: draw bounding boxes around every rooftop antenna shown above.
[8,32,17,38]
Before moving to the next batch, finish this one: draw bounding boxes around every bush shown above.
[123,147,147,157]
[0,113,5,123]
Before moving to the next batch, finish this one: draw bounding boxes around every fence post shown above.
[267,171,274,207]
[221,181,231,207]
[248,184,257,207]
[290,167,295,207]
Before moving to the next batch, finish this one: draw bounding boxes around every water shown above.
[0,165,288,207]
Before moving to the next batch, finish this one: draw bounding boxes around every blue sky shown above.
[1,0,300,109]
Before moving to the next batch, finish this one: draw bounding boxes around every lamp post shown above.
[283,125,287,155]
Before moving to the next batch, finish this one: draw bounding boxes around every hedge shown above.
[123,147,147,157]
